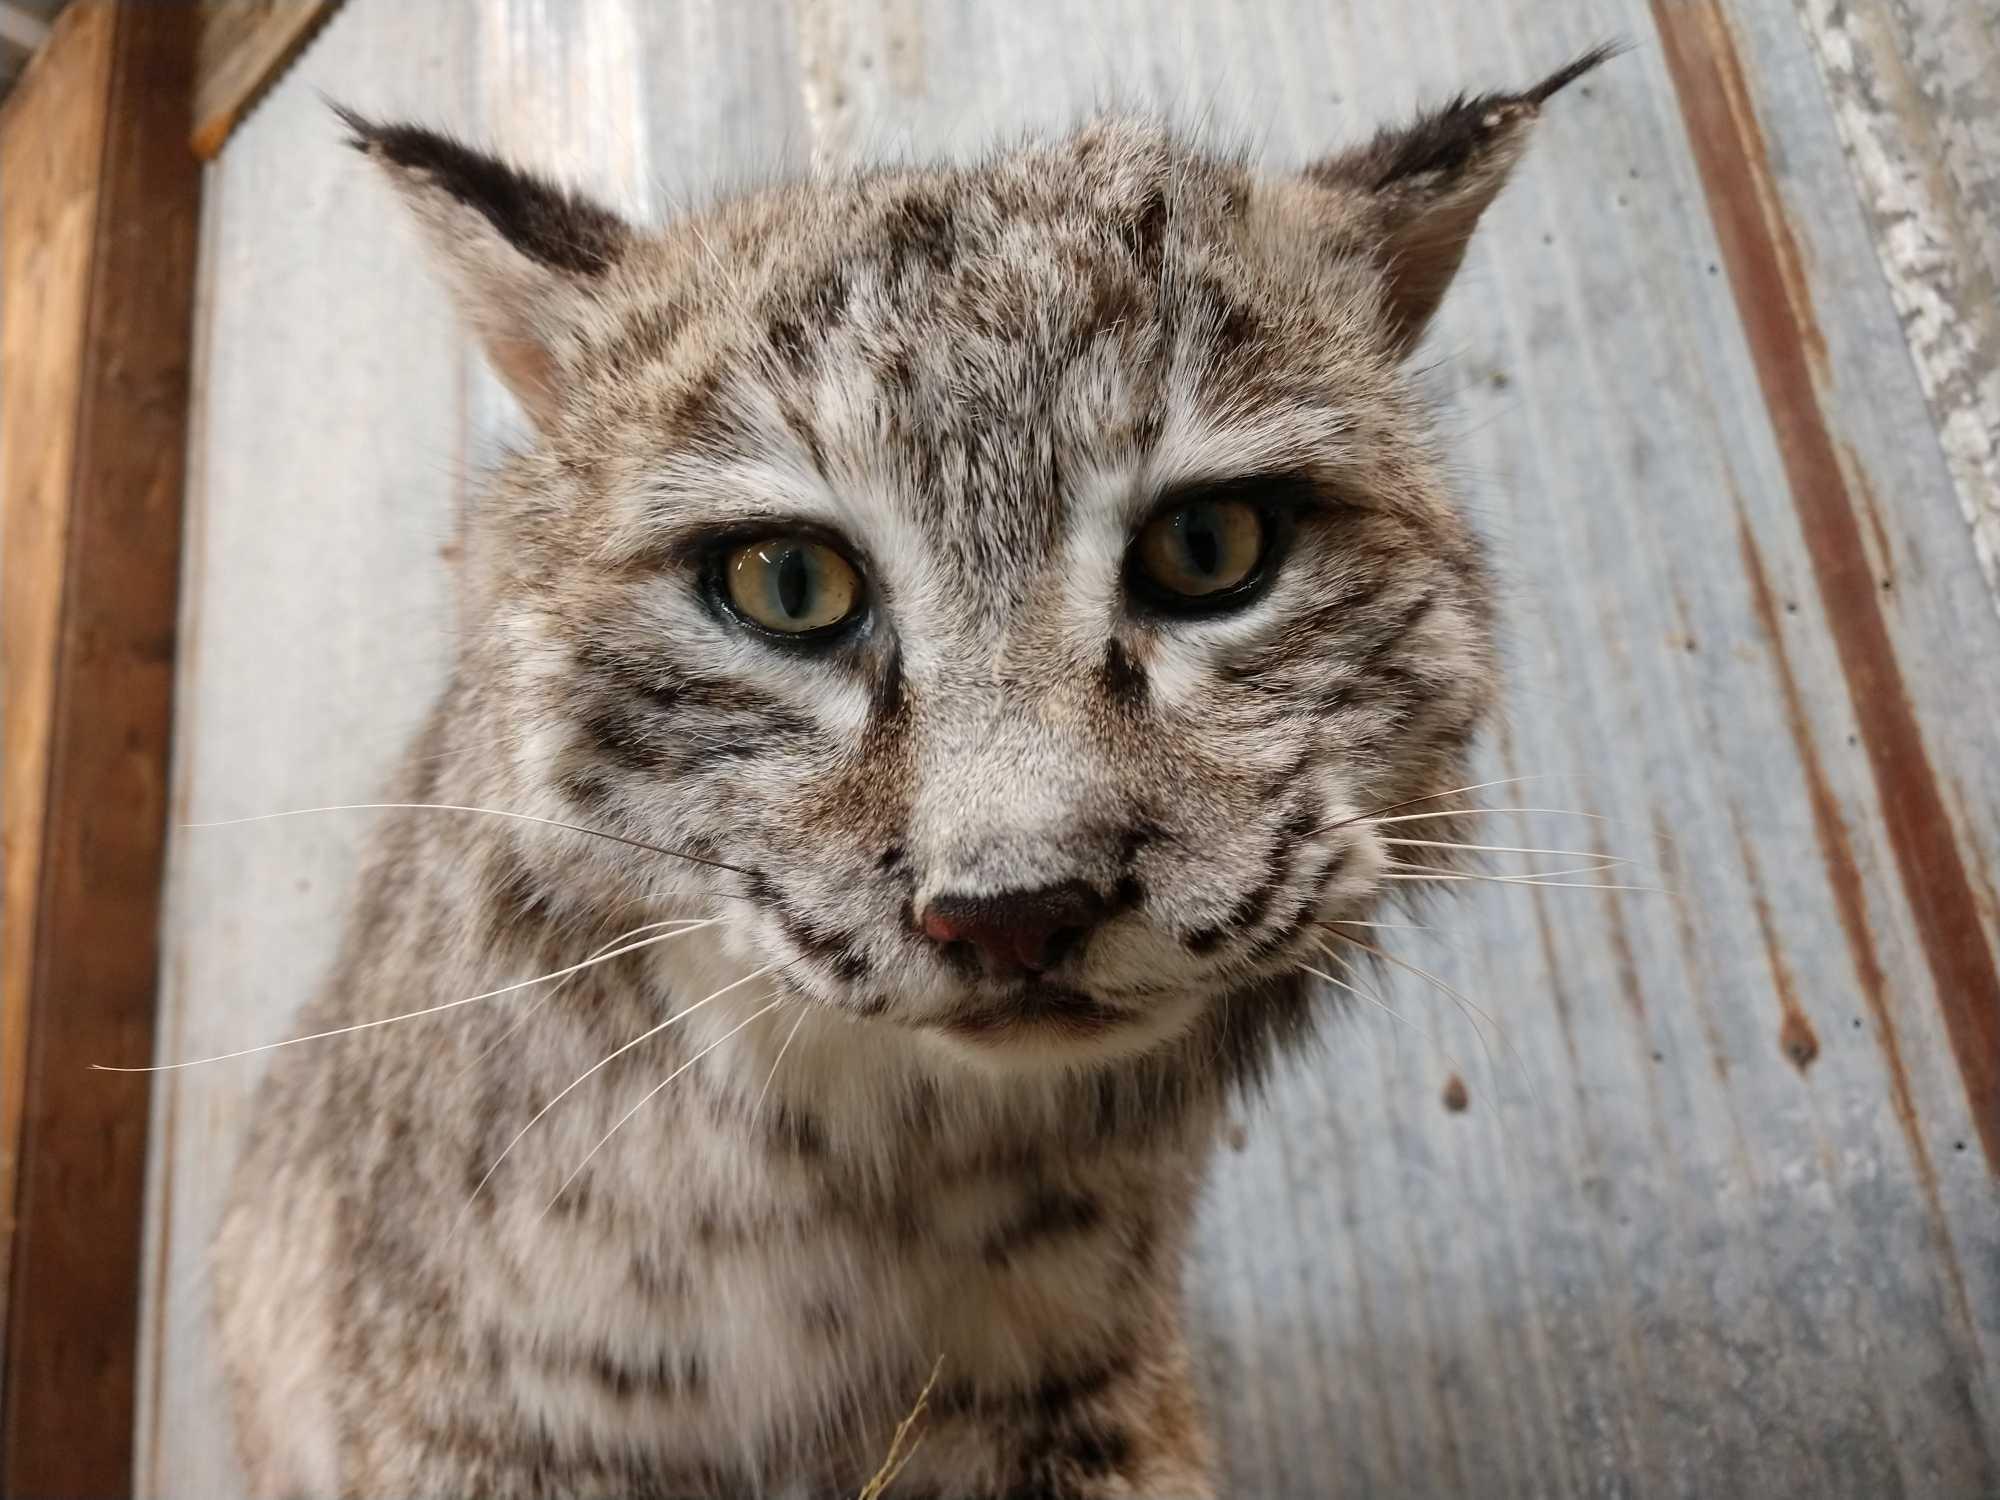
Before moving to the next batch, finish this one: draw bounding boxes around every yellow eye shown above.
[1133,499,1266,602]
[723,537,863,635]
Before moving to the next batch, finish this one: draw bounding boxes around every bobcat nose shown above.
[918,881,1108,975]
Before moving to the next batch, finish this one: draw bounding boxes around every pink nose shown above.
[917,883,1107,975]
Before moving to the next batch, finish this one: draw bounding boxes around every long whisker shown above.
[95,921,720,1072]
[755,1004,811,1118]
[456,962,774,1225]
[184,802,753,878]
[1324,928,1536,1106]
[1360,806,1677,848]
[1318,775,1549,835]
[1382,871,1669,895]
[1307,944,1499,1133]
[541,995,789,1220]
[1316,926,1498,1090]
[1382,837,1635,864]
[1386,857,1628,880]
[1360,807,1611,828]
[1321,917,1431,931]
[447,917,715,1086]
[1301,955,1464,1079]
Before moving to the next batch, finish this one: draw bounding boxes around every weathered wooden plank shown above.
[140,0,2000,1495]
[0,0,110,1330]
[0,1,199,1491]
[191,0,343,159]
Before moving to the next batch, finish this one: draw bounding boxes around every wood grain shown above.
[192,0,341,159]
[138,0,1999,1494]
[0,0,111,1356]
[0,3,199,1492]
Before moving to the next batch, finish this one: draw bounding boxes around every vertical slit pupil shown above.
[777,548,810,618]
[1184,511,1220,577]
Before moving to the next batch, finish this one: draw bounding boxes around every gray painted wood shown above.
[138,2,2000,1495]
[1796,0,2000,617]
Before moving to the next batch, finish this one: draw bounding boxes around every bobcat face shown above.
[347,52,1599,1066]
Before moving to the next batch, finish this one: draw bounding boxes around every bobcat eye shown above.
[721,537,863,636]
[1130,498,1268,608]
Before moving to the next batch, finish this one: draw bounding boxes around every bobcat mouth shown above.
[939,982,1132,1041]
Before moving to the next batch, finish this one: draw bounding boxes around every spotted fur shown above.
[218,50,1609,1499]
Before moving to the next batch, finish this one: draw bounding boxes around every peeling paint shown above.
[1796,0,2000,617]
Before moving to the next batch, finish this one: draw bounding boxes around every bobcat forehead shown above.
[222,50,1612,1500]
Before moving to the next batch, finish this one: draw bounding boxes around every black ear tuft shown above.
[1520,41,1626,105]
[1343,42,1625,193]
[330,102,629,277]
[330,101,640,429]
[1304,43,1623,355]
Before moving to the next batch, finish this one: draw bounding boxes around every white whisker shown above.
[183,801,749,876]
[1361,806,1611,828]
[755,1005,811,1118]
[448,917,715,1086]
[541,995,789,1220]
[1308,944,1499,1134]
[1324,928,1535,1106]
[1302,954,1463,1079]
[1323,774,1551,832]
[456,962,773,1226]
[96,920,721,1073]
[1382,872,1668,894]
[1383,837,1634,864]
[1386,857,1627,880]
[1321,917,1431,931]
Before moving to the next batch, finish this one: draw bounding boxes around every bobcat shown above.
[216,48,1610,1498]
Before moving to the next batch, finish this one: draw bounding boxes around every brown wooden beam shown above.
[0,3,199,1492]
[193,0,342,159]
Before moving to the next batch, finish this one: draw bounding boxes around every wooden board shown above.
[139,1,2000,1494]
[191,1,342,159]
[0,0,109,1318]
[0,2,200,1492]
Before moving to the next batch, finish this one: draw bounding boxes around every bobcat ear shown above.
[335,107,634,429]
[1306,45,1618,356]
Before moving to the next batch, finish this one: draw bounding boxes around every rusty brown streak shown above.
[1733,511,1976,1338]
[1725,804,1819,1074]
[1652,0,2000,1172]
